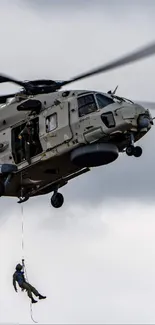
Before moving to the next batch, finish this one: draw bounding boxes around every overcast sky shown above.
[0,1,155,324]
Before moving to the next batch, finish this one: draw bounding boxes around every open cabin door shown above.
[11,117,43,165]
[39,101,73,151]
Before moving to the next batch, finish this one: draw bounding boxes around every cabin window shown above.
[78,94,97,117]
[101,112,115,128]
[96,93,114,109]
[46,113,57,132]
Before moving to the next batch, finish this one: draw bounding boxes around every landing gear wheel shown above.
[133,146,142,157]
[126,145,134,156]
[51,192,64,208]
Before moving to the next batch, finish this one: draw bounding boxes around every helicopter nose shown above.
[137,108,153,129]
[138,115,150,128]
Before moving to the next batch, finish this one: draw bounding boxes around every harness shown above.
[16,270,25,286]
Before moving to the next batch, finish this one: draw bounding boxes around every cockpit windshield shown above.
[96,92,135,105]
[77,91,135,118]
[95,93,114,109]
[111,94,134,104]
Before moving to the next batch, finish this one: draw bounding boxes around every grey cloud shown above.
[8,0,155,24]
[21,0,155,10]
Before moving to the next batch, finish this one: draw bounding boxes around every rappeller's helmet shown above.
[16,264,23,271]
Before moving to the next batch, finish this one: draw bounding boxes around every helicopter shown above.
[0,42,155,208]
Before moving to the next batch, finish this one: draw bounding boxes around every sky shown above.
[0,0,155,324]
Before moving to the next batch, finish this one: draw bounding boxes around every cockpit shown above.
[77,92,114,118]
[77,91,134,118]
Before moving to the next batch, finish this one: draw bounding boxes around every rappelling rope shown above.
[19,134,38,324]
[21,204,24,260]
[20,204,38,324]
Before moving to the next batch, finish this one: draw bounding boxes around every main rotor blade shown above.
[61,42,155,87]
[0,93,17,104]
[0,75,25,87]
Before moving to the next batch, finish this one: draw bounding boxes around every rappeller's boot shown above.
[31,297,37,304]
[38,294,46,300]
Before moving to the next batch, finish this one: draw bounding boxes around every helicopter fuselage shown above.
[0,89,153,204]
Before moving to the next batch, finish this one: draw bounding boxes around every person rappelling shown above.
[13,260,46,304]
[18,120,36,165]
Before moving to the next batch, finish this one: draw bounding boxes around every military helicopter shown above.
[0,42,155,208]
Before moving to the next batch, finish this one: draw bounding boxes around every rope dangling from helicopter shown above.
[18,139,38,324]
[20,186,38,324]
[18,135,46,323]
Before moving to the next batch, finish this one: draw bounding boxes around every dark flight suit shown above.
[13,269,40,301]
[18,124,35,164]
[19,124,35,143]
[13,265,47,305]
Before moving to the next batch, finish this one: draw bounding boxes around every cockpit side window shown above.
[96,93,114,109]
[78,94,97,117]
